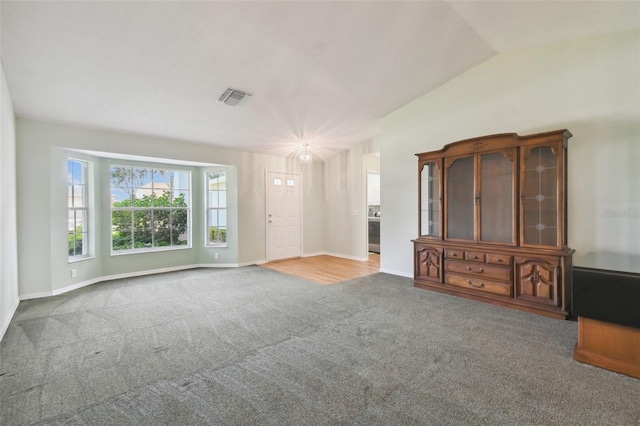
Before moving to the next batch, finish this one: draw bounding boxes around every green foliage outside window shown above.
[68,225,84,256]
[111,191,188,250]
[209,226,227,243]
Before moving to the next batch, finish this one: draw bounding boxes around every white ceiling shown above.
[2,1,638,160]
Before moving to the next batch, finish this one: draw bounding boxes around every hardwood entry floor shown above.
[261,254,380,284]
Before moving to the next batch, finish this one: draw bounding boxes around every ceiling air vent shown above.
[218,88,252,106]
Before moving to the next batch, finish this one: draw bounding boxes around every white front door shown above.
[267,171,302,261]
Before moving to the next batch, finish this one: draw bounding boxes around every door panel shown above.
[267,172,301,261]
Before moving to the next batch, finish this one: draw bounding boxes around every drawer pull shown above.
[466,266,484,273]
[496,258,502,262]
[471,255,479,259]
[467,280,484,288]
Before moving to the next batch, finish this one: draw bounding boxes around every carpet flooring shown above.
[1,267,639,425]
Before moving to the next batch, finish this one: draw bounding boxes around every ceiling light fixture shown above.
[299,144,312,164]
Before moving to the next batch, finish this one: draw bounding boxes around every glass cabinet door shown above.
[446,156,475,240]
[420,161,441,237]
[480,150,515,243]
[522,145,560,246]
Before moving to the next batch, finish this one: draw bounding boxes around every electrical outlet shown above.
[214,253,220,260]
[71,269,77,278]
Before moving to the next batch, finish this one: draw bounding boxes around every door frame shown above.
[265,170,303,262]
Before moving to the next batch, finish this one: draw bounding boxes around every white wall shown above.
[379,30,640,276]
[16,119,325,298]
[1,63,19,339]
[324,139,379,260]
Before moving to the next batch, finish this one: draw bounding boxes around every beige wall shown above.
[378,30,640,276]
[323,139,379,260]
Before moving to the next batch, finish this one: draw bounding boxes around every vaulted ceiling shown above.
[2,1,638,160]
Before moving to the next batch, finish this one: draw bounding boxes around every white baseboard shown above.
[19,262,268,301]
[379,268,413,278]
[323,251,369,262]
[1,297,20,342]
[18,255,390,301]
[239,259,267,266]
[302,251,325,258]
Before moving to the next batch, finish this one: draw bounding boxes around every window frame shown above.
[205,170,228,248]
[109,164,192,255]
[68,158,90,261]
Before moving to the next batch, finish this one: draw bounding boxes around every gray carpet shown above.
[1,266,639,425]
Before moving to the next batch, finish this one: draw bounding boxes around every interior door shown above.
[267,171,302,261]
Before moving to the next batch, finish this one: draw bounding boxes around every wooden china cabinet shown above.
[413,130,574,319]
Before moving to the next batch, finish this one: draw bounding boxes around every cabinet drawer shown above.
[446,249,464,260]
[465,251,486,262]
[446,259,513,282]
[446,273,513,297]
[487,253,513,266]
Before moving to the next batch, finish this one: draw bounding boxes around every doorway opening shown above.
[367,172,380,254]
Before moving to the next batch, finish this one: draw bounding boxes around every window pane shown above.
[112,231,132,250]
[68,211,76,232]
[134,210,151,229]
[132,168,152,204]
[76,233,85,256]
[112,210,132,251]
[153,226,171,247]
[208,210,218,227]
[172,190,188,207]
[134,227,153,248]
[206,170,227,247]
[111,166,133,190]
[209,226,226,243]
[111,165,190,252]
[69,233,81,256]
[69,158,91,259]
[153,209,170,228]
[152,169,166,185]
[153,210,171,246]
[172,210,188,235]
[76,162,85,184]
[73,185,85,207]
[209,191,219,208]
[75,210,86,231]
[176,228,189,245]
[173,171,190,190]
[111,188,132,207]
[208,173,220,190]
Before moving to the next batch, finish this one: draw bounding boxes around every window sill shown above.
[206,244,228,248]
[69,256,95,264]
[110,245,192,256]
